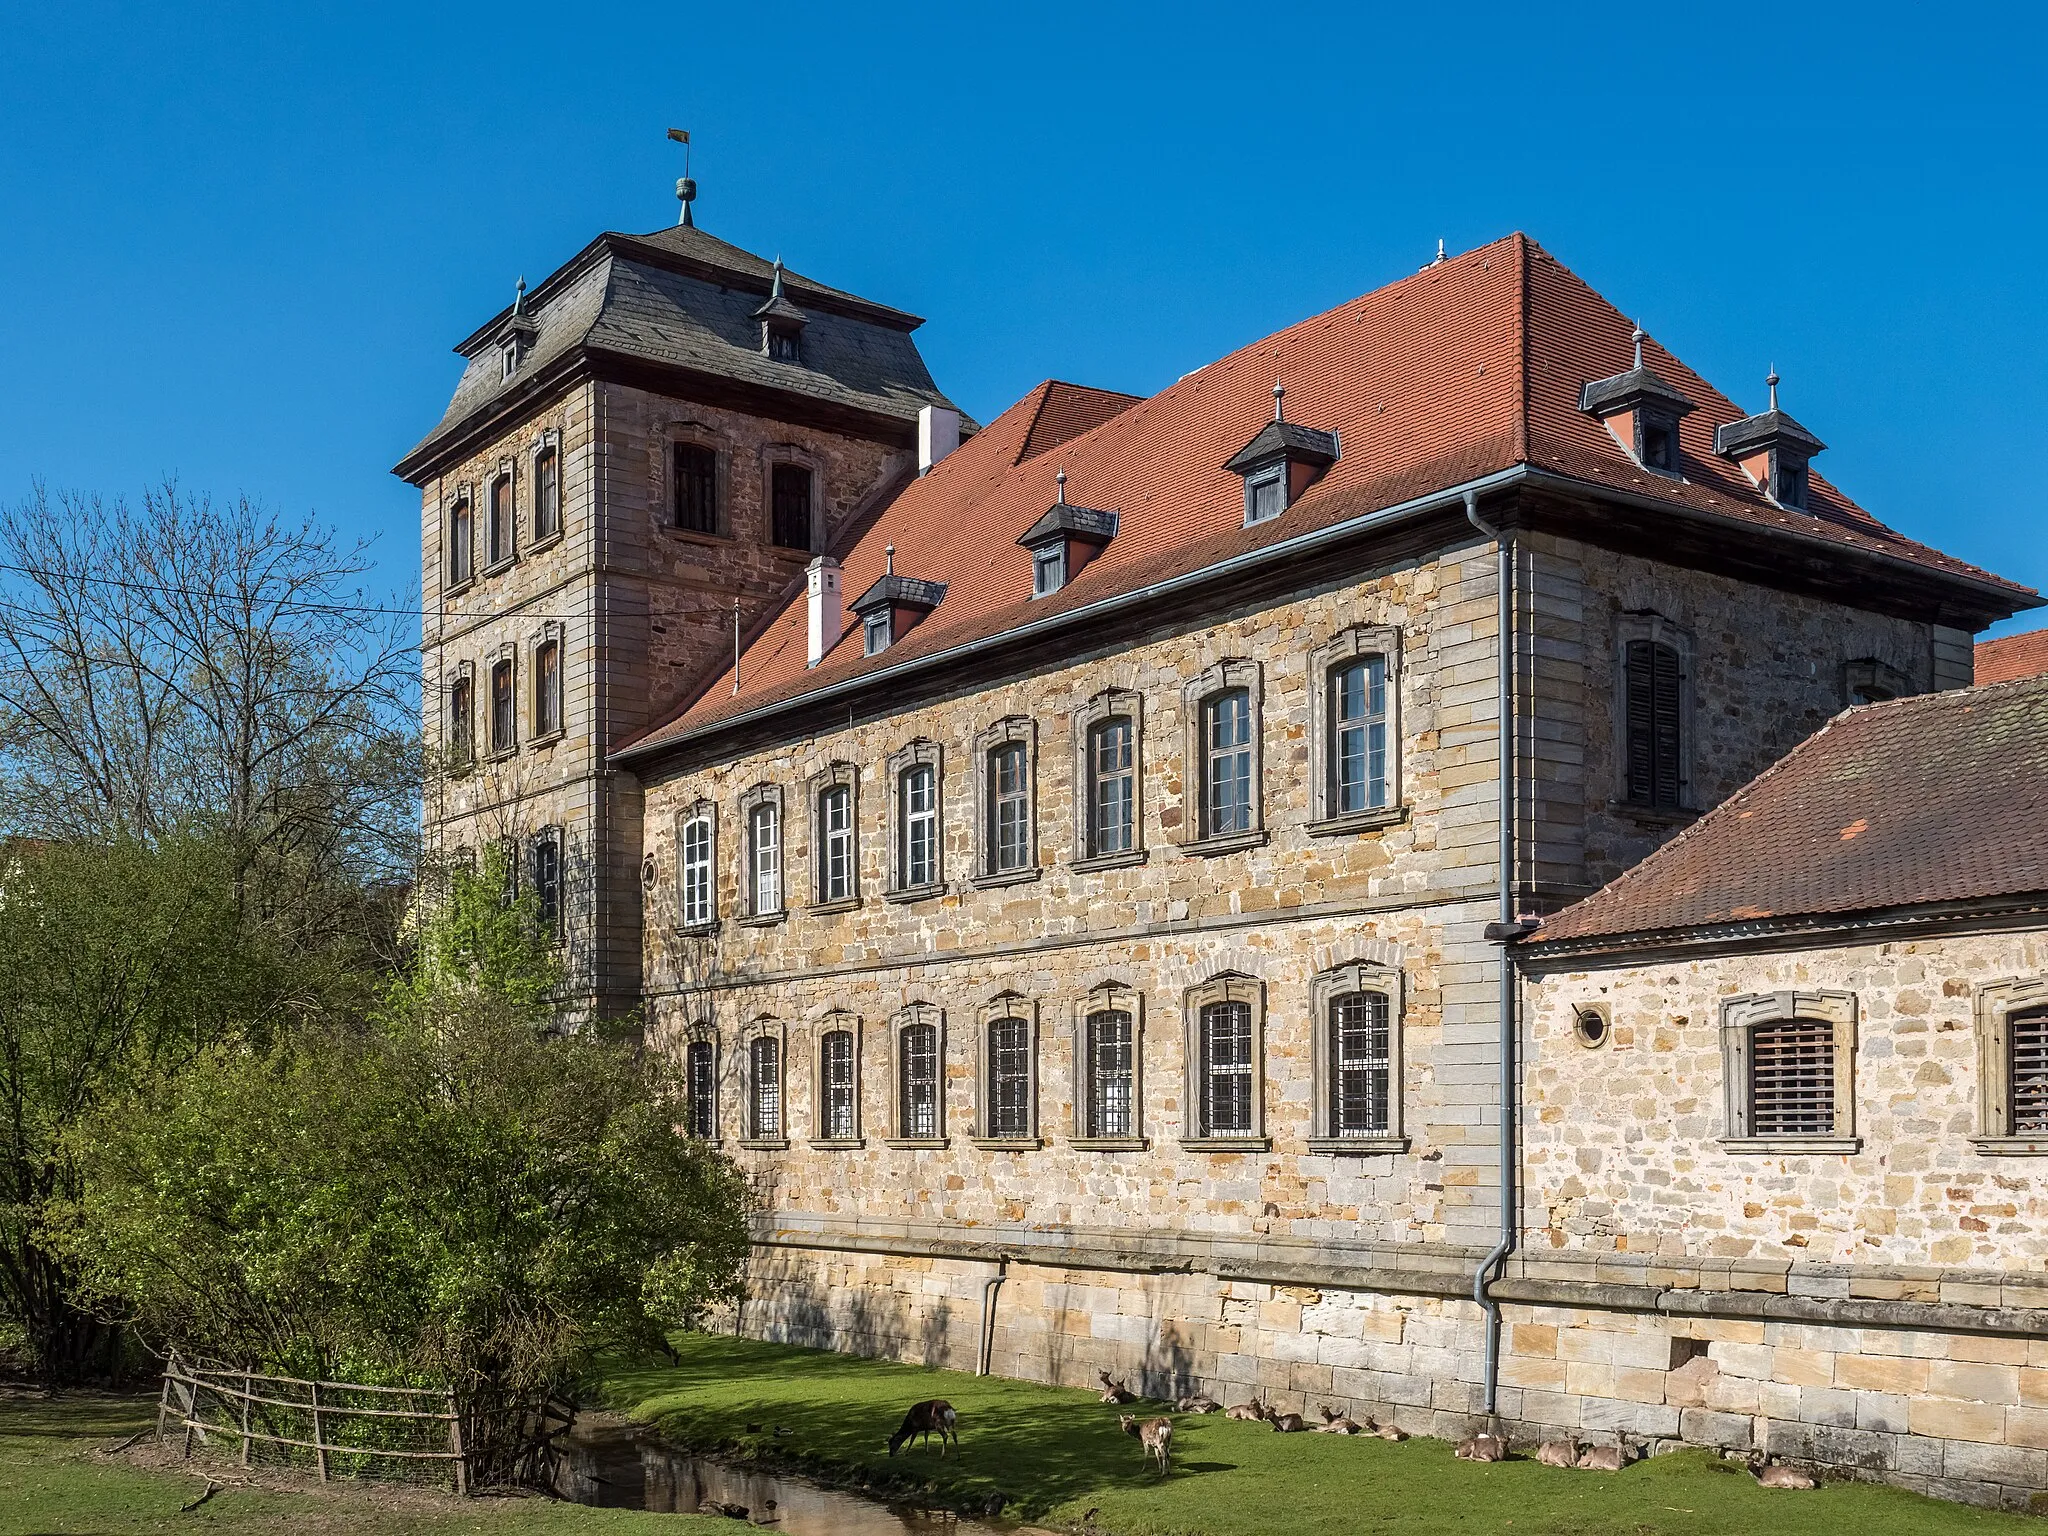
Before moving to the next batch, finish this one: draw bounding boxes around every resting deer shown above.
[1575,1435,1633,1473]
[1120,1414,1173,1475]
[1265,1406,1308,1433]
[1175,1393,1220,1414]
[1453,1430,1510,1462]
[1315,1406,1363,1434]
[887,1399,957,1458]
[1225,1399,1268,1422]
[1365,1416,1408,1442]
[1535,1438,1580,1469]
[1097,1370,1135,1404]
[1749,1453,1816,1489]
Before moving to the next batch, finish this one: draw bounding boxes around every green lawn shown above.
[0,1392,728,1536]
[603,1333,2047,1536]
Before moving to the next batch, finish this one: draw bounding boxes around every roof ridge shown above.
[1012,381,1059,467]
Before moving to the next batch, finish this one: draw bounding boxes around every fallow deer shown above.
[1120,1414,1173,1475]
[1097,1370,1135,1404]
[887,1399,957,1458]
[1175,1393,1220,1414]
[1315,1406,1363,1434]
[1575,1436,1632,1472]
[1453,1430,1510,1462]
[1225,1399,1268,1421]
[1535,1438,1580,1469]
[1265,1406,1308,1433]
[1750,1453,1816,1489]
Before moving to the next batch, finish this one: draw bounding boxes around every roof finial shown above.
[1055,469,1067,505]
[769,256,785,298]
[668,128,696,227]
[1767,367,1780,413]
[1435,238,1447,265]
[1273,384,1286,423]
[1632,322,1645,372]
[512,275,528,315]
[885,544,895,575]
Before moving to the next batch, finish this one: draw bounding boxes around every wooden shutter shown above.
[1651,642,1682,808]
[1750,1018,1835,1136]
[2012,1010,2048,1135]
[1624,639,1682,809]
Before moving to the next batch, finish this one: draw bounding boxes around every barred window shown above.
[771,463,813,550]
[820,1028,857,1140]
[1749,1017,1836,1138]
[748,1034,781,1140]
[1203,689,1254,836]
[986,1015,1031,1139]
[686,1039,716,1139]
[1088,717,1135,857]
[681,813,714,927]
[1329,656,1389,815]
[674,442,718,534]
[1329,991,1391,1137]
[1623,638,1683,809]
[532,447,560,541]
[2012,1010,2048,1136]
[899,1022,940,1139]
[1199,1001,1255,1136]
[1085,1009,1134,1139]
[818,782,855,902]
[989,742,1029,872]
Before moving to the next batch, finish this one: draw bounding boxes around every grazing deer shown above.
[1453,1430,1510,1462]
[1175,1393,1220,1414]
[1097,1370,1135,1404]
[1750,1454,1816,1489]
[1575,1436,1632,1473]
[887,1399,957,1458]
[1315,1406,1363,1434]
[1225,1399,1267,1421]
[1120,1414,1173,1475]
[1535,1438,1580,1469]
[1265,1406,1308,1433]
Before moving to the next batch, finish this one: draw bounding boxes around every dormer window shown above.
[752,258,808,367]
[864,609,891,656]
[1775,459,1809,511]
[1223,387,1339,528]
[1018,473,1115,600]
[501,340,519,380]
[497,276,536,383]
[1033,545,1065,597]
[850,549,945,658]
[1579,326,1696,479]
[767,326,801,364]
[1714,372,1827,515]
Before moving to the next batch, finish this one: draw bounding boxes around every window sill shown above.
[486,747,518,765]
[1305,806,1408,839]
[809,1138,864,1152]
[1071,848,1149,873]
[770,543,818,559]
[883,1138,951,1151]
[1179,1136,1273,1153]
[1971,1136,2048,1156]
[527,731,565,752]
[1609,799,1698,829]
[526,530,564,557]
[1181,828,1268,858]
[1070,1137,1149,1152]
[482,556,518,579]
[665,525,732,546]
[1719,1136,1862,1156]
[1305,1136,1411,1156]
[443,578,475,600]
[969,1136,1043,1151]
[884,883,946,906]
[737,909,786,928]
[737,1139,790,1152]
[675,921,721,939]
[971,867,1041,890]
[809,895,863,916]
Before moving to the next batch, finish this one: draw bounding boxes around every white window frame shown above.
[887,740,944,900]
[973,994,1039,1148]
[740,783,784,921]
[1031,543,1066,598]
[886,1002,948,1148]
[1974,977,2048,1155]
[1072,688,1145,869]
[1718,990,1859,1154]
[863,608,892,656]
[1182,660,1265,852]
[1308,626,1404,835]
[1307,961,1408,1154]
[972,718,1037,886]
[677,801,717,932]
[810,762,861,909]
[1071,982,1146,1149]
[1181,973,1267,1150]
[812,1012,863,1147]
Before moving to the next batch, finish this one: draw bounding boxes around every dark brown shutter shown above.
[1624,639,1683,809]
[1750,1018,1835,1137]
[2013,1010,2048,1135]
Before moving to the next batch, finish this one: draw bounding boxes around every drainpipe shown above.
[977,1257,1009,1376]
[1465,489,1525,1423]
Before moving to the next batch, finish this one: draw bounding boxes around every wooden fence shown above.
[156,1357,556,1493]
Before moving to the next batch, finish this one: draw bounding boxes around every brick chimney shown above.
[806,556,844,667]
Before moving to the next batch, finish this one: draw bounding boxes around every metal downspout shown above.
[977,1258,1009,1376]
[1464,490,1517,1422]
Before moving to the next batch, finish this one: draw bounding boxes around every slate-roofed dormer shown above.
[849,547,947,656]
[1715,372,1828,512]
[1017,470,1117,597]
[752,258,808,364]
[1223,387,1339,526]
[1579,325,1696,476]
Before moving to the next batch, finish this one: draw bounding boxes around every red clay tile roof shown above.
[1016,381,1143,462]
[618,235,2034,758]
[1977,628,2048,685]
[1528,677,2048,948]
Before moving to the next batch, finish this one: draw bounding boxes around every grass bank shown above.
[0,1391,727,1535]
[604,1333,2042,1536]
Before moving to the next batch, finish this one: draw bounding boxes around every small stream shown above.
[554,1415,1017,1535]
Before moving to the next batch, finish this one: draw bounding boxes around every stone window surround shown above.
[1181,972,1270,1151]
[760,442,827,555]
[1974,976,2048,1155]
[683,1020,720,1142]
[1611,610,1697,820]
[675,799,719,935]
[446,659,476,772]
[444,482,476,595]
[808,761,862,912]
[738,782,786,924]
[1307,625,1407,837]
[527,824,564,943]
[1306,961,1409,1154]
[885,1001,948,1148]
[527,428,564,551]
[483,458,518,574]
[1071,982,1147,1150]
[738,1016,789,1150]
[885,739,945,902]
[810,1010,864,1149]
[972,993,1041,1149]
[1842,656,1914,707]
[1071,688,1147,871]
[528,621,566,748]
[1181,659,1267,855]
[485,643,518,761]
[971,717,1040,887]
[662,419,731,542]
[1718,989,1860,1154]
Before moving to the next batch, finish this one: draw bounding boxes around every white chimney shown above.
[806,556,843,667]
[918,405,960,475]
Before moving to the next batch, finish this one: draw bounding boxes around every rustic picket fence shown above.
[154,1356,571,1493]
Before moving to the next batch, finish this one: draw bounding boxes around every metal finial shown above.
[1767,368,1780,412]
[1435,238,1447,265]
[769,256,785,298]
[1273,385,1285,423]
[1632,323,1645,371]
[512,275,527,315]
[885,544,895,575]
[1056,469,1067,504]
[669,128,696,227]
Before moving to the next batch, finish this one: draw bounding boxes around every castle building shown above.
[405,197,2046,1501]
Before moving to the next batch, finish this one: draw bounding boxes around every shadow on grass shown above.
[0,1391,156,1442]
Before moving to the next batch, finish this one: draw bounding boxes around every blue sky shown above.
[2,2,2042,634]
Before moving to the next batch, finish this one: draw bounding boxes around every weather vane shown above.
[668,128,696,227]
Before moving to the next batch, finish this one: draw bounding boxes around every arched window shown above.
[1182,975,1266,1147]
[899,1021,940,1139]
[1329,655,1389,815]
[448,670,474,766]
[889,742,943,897]
[532,444,561,542]
[747,1032,783,1142]
[819,1027,858,1142]
[685,1034,717,1140]
[742,786,782,919]
[973,718,1037,884]
[1074,689,1145,867]
[1074,985,1143,1146]
[532,637,562,739]
[811,763,859,906]
[1309,962,1407,1152]
[976,996,1037,1144]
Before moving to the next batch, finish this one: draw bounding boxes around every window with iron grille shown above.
[674,442,718,534]
[686,1039,716,1139]
[820,1029,857,1140]
[1085,1009,1134,1139]
[771,463,813,550]
[490,660,515,754]
[681,813,714,927]
[1749,1018,1837,1137]
[1330,656,1389,815]
[748,1034,781,1139]
[989,742,1029,873]
[533,640,561,738]
[986,1016,1031,1138]
[899,1022,940,1139]
[1329,991,1391,1137]
[1203,688,1254,836]
[1623,638,1684,809]
[532,448,560,541]
[1199,1001,1255,1136]
[2013,1009,2048,1136]
[1088,717,1135,856]
[488,474,513,565]
[817,781,855,902]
